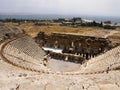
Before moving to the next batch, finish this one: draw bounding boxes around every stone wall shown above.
[46,51,85,64]
[35,32,111,60]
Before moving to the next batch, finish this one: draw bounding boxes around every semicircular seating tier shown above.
[2,35,49,71]
[80,46,120,74]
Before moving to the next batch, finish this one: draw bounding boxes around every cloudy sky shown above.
[0,0,120,17]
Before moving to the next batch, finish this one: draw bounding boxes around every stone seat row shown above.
[4,53,48,71]
[8,36,46,61]
[3,44,43,65]
[80,46,120,73]
[3,44,50,72]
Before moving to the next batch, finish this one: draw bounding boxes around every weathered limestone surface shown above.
[0,24,120,90]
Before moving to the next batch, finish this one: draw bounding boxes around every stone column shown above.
[71,41,74,47]
[65,56,68,61]
[54,40,58,48]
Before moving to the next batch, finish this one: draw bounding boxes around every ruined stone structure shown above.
[48,51,85,64]
[0,23,120,90]
[1,33,120,75]
[35,32,111,60]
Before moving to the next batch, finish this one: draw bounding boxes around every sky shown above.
[0,0,120,17]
